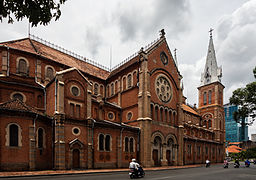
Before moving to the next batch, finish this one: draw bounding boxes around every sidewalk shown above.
[0,164,204,178]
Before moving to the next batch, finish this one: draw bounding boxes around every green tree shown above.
[0,0,67,26]
[229,67,256,141]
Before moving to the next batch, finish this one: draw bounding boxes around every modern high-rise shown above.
[224,104,248,142]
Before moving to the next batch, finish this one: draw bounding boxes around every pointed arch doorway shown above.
[72,149,80,169]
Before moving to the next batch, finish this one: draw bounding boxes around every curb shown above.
[0,164,206,178]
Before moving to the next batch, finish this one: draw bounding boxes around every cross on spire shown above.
[209,28,214,37]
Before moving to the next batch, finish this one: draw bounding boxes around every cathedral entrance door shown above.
[153,149,159,166]
[166,150,172,165]
[73,149,80,169]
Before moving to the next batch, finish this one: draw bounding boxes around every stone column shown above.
[178,126,184,165]
[29,125,36,170]
[161,144,168,166]
[54,113,65,170]
[137,48,152,167]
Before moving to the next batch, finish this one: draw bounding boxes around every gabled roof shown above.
[0,98,45,116]
[0,38,110,80]
[56,67,92,85]
[182,104,199,116]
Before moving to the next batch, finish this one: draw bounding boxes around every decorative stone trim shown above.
[70,85,80,97]
[107,111,115,121]
[5,123,22,147]
[10,91,26,102]
[72,127,81,136]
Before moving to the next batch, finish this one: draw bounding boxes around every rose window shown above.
[155,74,172,103]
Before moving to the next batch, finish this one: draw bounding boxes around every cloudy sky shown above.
[1,0,256,136]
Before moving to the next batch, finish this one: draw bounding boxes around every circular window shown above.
[13,93,24,101]
[107,112,115,120]
[71,85,80,96]
[127,112,133,120]
[155,74,173,103]
[72,127,81,136]
[160,52,168,65]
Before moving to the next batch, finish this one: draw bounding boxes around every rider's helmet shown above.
[132,158,136,162]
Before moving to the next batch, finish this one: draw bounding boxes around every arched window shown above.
[208,120,212,128]
[99,134,104,151]
[9,124,18,146]
[122,77,126,90]
[18,59,27,74]
[165,109,168,122]
[160,108,163,122]
[203,92,207,105]
[38,128,44,148]
[125,137,129,152]
[130,138,134,152]
[46,66,54,80]
[111,83,114,96]
[208,90,212,104]
[173,112,176,125]
[155,106,158,121]
[105,135,111,151]
[150,104,154,118]
[94,83,99,95]
[13,93,24,102]
[127,74,132,88]
[169,111,172,124]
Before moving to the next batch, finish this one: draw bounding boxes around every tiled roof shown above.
[182,104,199,116]
[0,38,110,80]
[226,145,242,153]
[0,99,44,116]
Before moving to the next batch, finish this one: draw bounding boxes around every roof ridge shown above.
[0,37,30,45]
[29,34,111,72]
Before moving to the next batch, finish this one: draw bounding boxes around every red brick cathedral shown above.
[0,30,225,171]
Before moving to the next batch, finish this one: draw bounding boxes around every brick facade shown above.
[0,30,225,171]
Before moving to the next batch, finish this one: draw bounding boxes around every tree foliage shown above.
[229,67,256,126]
[0,0,67,26]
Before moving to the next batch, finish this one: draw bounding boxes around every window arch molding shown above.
[127,73,133,89]
[10,91,26,102]
[5,123,22,147]
[121,75,127,91]
[16,57,29,75]
[37,127,46,148]
[98,133,112,151]
[45,65,55,80]
[93,82,99,96]
[70,84,81,97]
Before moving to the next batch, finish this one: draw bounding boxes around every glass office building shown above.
[224,104,248,142]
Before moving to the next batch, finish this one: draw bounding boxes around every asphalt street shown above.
[2,163,256,180]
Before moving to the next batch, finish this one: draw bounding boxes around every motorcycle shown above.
[245,161,250,167]
[129,167,145,179]
[205,162,210,168]
[234,163,240,168]
[223,162,229,168]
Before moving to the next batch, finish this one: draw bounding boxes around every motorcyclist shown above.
[129,158,139,176]
[234,159,240,167]
[245,159,250,167]
[223,159,228,168]
[206,159,210,167]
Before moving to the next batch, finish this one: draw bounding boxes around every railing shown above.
[30,34,111,71]
[30,34,161,72]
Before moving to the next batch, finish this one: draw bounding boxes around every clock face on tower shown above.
[155,74,173,103]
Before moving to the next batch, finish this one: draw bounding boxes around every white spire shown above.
[200,29,222,86]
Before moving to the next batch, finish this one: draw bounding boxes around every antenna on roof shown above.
[110,45,112,71]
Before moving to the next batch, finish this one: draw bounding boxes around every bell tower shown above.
[198,29,225,143]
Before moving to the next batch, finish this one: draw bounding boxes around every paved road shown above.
[2,163,256,180]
